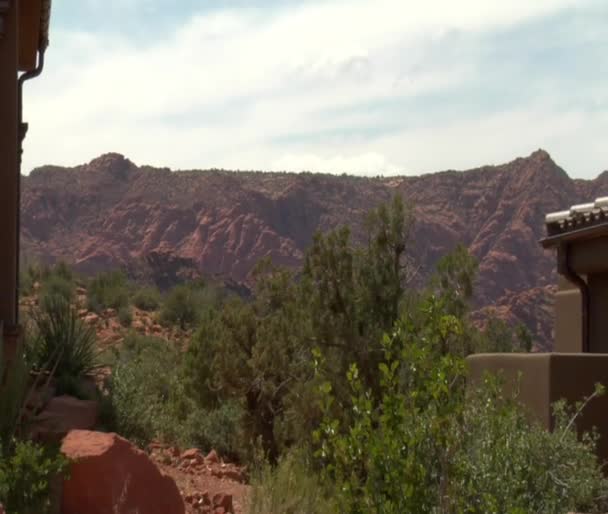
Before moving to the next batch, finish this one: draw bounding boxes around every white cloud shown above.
[21,0,606,178]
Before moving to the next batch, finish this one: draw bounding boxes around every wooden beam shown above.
[0,0,19,327]
[18,0,41,71]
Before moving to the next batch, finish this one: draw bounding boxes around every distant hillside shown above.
[21,150,608,350]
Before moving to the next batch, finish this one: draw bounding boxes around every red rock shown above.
[206,449,219,464]
[31,395,98,442]
[23,149,599,350]
[212,493,233,513]
[181,448,204,463]
[61,430,185,514]
[83,313,99,325]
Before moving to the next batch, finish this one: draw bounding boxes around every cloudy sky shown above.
[22,0,608,178]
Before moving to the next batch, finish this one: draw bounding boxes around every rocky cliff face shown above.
[21,150,608,350]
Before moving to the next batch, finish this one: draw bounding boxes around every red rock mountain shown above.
[21,150,608,350]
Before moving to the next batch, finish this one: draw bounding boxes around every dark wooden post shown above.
[0,0,21,368]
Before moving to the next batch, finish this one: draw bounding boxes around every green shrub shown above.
[159,283,215,329]
[118,306,133,327]
[102,334,189,446]
[0,337,30,447]
[447,380,608,513]
[248,449,333,514]
[0,440,68,514]
[314,299,608,514]
[182,402,244,460]
[103,333,244,454]
[87,270,130,313]
[132,286,161,312]
[38,275,75,310]
[30,295,98,386]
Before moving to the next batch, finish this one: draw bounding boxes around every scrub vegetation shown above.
[4,196,607,513]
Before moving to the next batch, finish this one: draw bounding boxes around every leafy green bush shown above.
[314,299,608,514]
[103,333,244,456]
[0,440,68,514]
[159,283,217,329]
[30,295,98,387]
[87,270,130,313]
[132,286,161,312]
[447,380,608,513]
[248,449,333,514]
[183,401,243,460]
[102,334,191,446]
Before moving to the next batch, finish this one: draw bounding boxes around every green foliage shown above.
[132,286,162,312]
[103,332,244,456]
[187,195,532,467]
[30,295,98,387]
[38,274,75,311]
[0,337,30,448]
[473,317,534,353]
[182,401,244,460]
[118,306,133,327]
[314,299,608,513]
[447,380,608,514]
[102,334,183,446]
[187,263,315,462]
[248,449,333,514]
[0,440,68,514]
[159,282,220,329]
[87,270,130,313]
[430,243,478,319]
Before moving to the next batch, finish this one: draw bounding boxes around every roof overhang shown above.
[541,197,608,249]
[540,221,608,249]
[18,0,51,72]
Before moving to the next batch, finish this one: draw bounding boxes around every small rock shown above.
[206,449,219,464]
[212,493,233,513]
[83,313,99,325]
[181,448,204,463]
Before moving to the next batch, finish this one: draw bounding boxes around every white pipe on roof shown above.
[546,210,571,224]
[570,203,596,214]
[595,197,608,209]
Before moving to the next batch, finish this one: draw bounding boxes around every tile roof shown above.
[544,197,608,241]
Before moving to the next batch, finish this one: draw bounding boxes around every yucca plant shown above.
[30,294,99,385]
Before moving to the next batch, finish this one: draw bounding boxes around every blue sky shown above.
[22,0,608,178]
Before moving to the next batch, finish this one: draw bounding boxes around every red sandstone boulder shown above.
[31,395,98,442]
[61,430,185,514]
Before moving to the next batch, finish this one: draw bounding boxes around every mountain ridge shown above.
[21,149,608,350]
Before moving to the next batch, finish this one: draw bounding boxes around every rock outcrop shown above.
[31,395,98,442]
[61,430,185,514]
[21,150,608,350]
